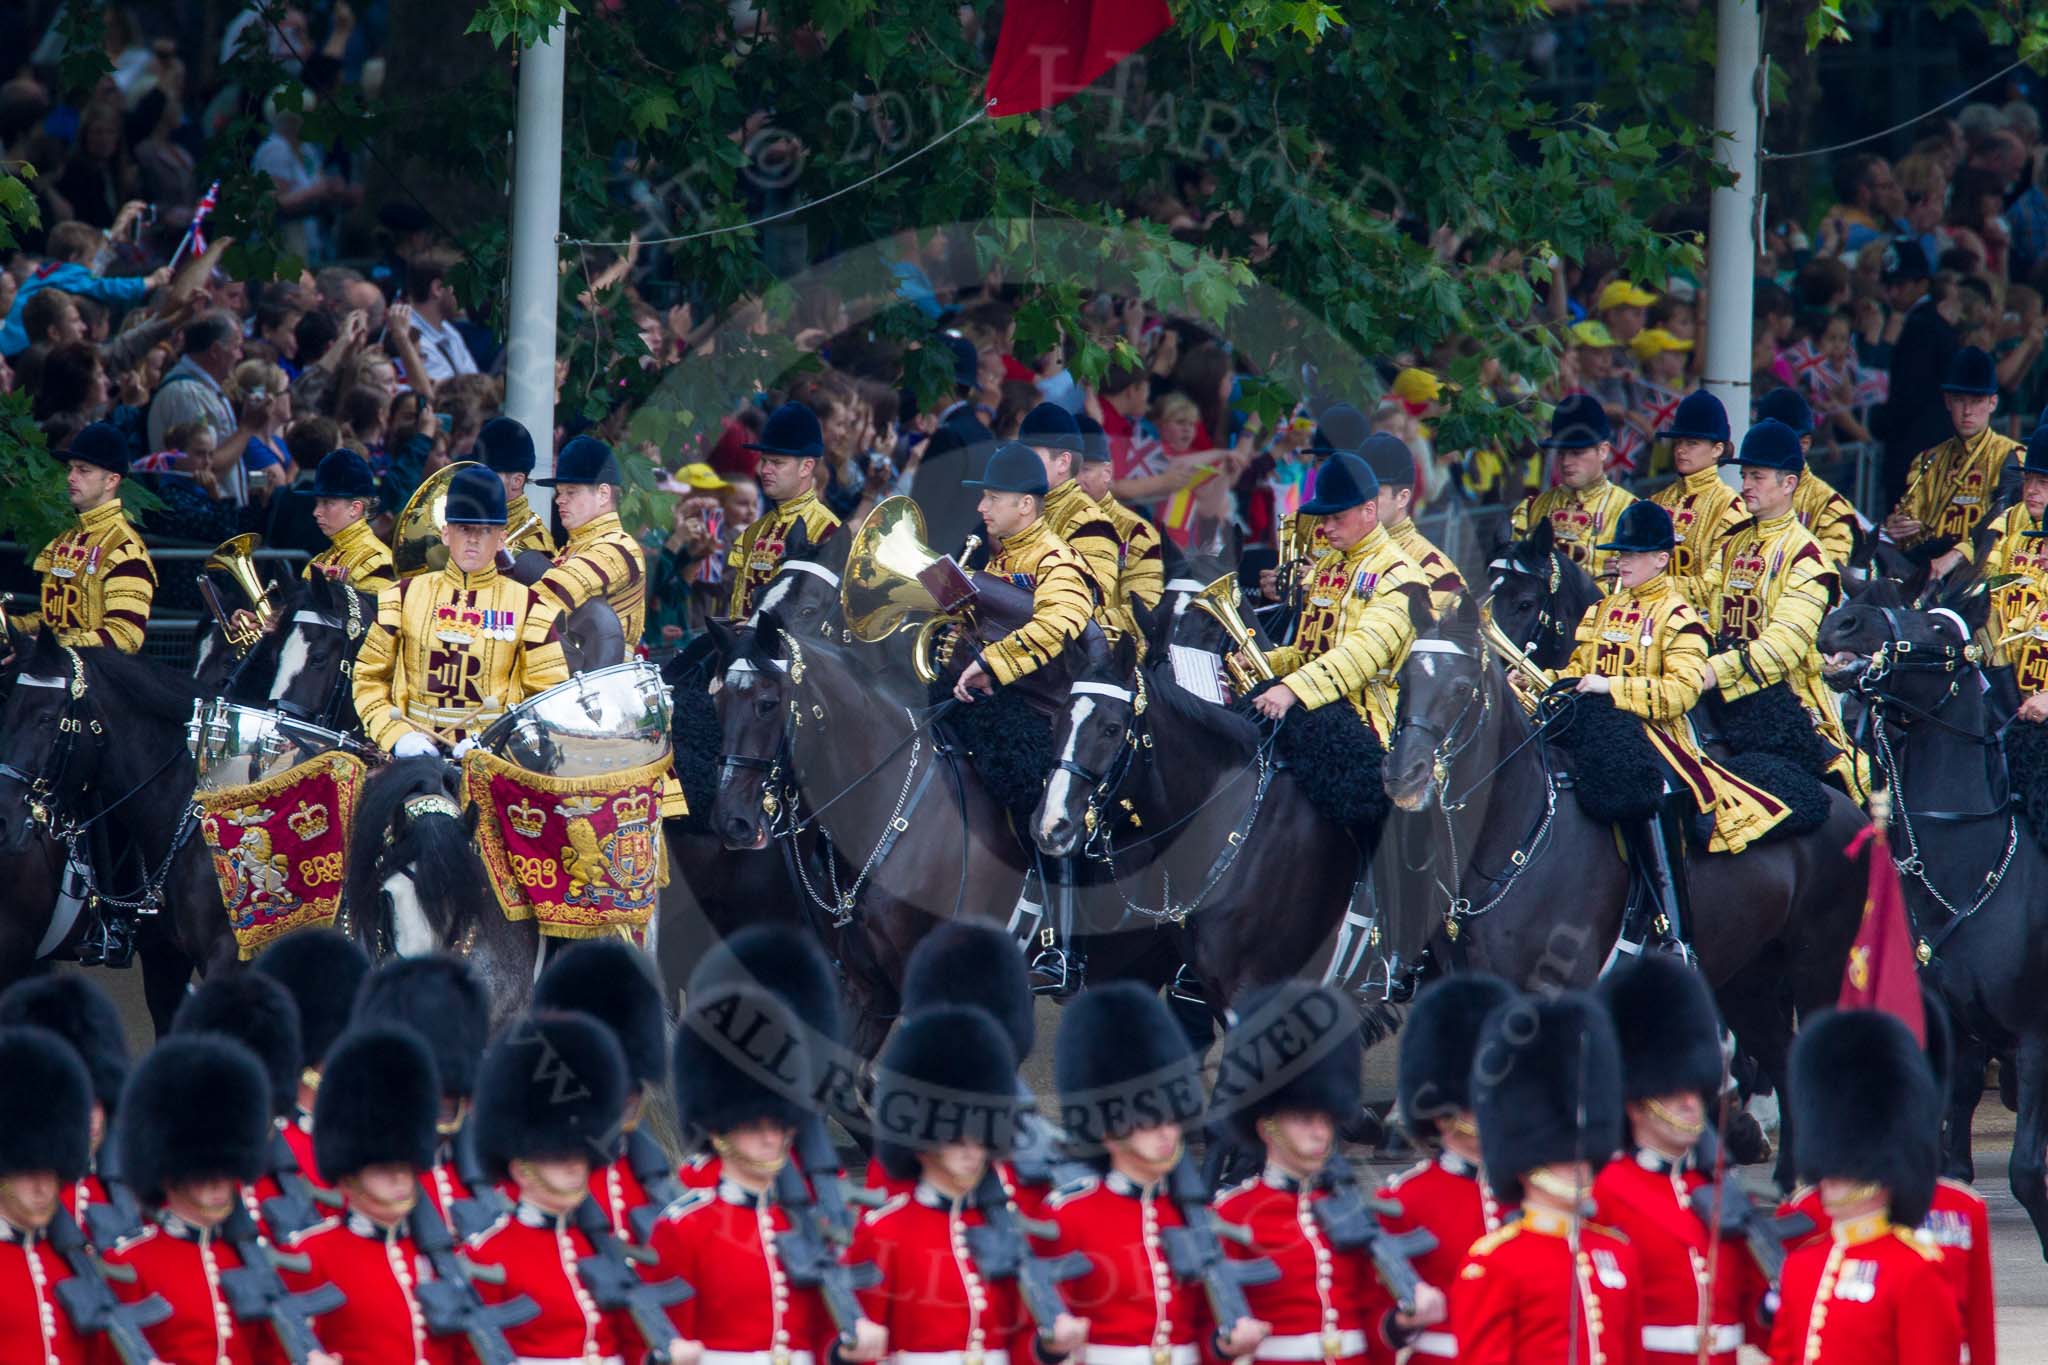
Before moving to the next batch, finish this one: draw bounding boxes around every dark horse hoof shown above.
[1997,1054,2019,1113]
[1725,1109,1772,1166]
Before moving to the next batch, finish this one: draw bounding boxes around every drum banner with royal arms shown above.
[197,749,367,960]
[461,748,669,939]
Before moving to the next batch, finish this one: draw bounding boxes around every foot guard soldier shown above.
[276,1026,457,1365]
[1593,956,1766,1364]
[1211,981,1447,1365]
[1453,991,1643,1365]
[652,983,888,1365]
[106,1035,341,1365]
[1379,975,1517,1363]
[349,956,493,1228]
[465,1009,692,1365]
[532,938,676,1242]
[855,1001,1084,1365]
[0,976,132,1246]
[251,929,373,1187]
[1767,1010,1961,1365]
[1508,396,1636,584]
[1047,981,1273,1365]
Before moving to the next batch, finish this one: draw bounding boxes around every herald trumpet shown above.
[198,533,279,654]
[1188,573,1275,695]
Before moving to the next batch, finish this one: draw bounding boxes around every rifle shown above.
[1007,1094,1067,1191]
[408,1191,540,1365]
[446,1125,516,1243]
[47,1205,173,1365]
[260,1125,342,1241]
[770,1119,885,1345]
[1312,1151,1439,1315]
[217,1202,346,1365]
[624,1127,686,1246]
[1688,1130,1812,1286]
[1160,1156,1279,1333]
[84,1133,149,1249]
[963,1167,1090,1342]
[571,1196,693,1364]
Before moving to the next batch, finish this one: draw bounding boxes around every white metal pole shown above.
[505,20,566,515]
[1704,0,1761,480]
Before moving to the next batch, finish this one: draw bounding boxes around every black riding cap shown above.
[1595,501,1676,554]
[477,416,537,474]
[1657,390,1730,444]
[535,435,623,487]
[1540,393,1612,450]
[744,402,826,460]
[964,441,1051,496]
[1722,419,1805,474]
[1299,449,1378,516]
[311,449,377,501]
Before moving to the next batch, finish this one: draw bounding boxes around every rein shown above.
[273,591,368,736]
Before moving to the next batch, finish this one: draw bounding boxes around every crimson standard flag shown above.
[986,0,1173,117]
[1838,793,1927,1046]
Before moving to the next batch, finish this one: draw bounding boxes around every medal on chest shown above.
[1832,1259,1879,1303]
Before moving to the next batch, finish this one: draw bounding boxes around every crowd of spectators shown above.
[6,6,2048,650]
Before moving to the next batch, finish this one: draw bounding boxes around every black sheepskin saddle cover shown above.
[1544,692,1663,824]
[669,682,721,834]
[2004,719,2048,857]
[1232,682,1391,843]
[1700,683,1834,839]
[928,681,1055,821]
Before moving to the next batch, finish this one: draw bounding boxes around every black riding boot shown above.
[1029,859,1085,998]
[1615,801,1693,962]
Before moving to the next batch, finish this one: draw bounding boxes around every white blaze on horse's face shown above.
[724,659,760,694]
[746,576,796,629]
[268,625,313,704]
[384,872,437,957]
[1037,695,1096,847]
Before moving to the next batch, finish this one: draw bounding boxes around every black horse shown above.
[0,631,237,1031]
[1382,595,1870,1188]
[1029,634,1378,1023]
[1819,580,2048,1256]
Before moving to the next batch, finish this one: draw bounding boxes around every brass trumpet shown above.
[1478,597,1555,716]
[1188,573,1275,695]
[198,533,280,654]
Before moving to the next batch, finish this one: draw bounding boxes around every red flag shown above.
[985,0,1173,118]
[1839,799,1927,1046]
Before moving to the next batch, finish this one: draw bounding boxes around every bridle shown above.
[272,590,369,737]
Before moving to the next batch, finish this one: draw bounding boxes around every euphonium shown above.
[392,460,484,580]
[198,533,279,654]
[840,496,981,683]
[1188,573,1275,694]
[1478,597,1555,716]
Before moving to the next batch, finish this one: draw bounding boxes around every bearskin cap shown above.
[1397,974,1516,1140]
[0,973,129,1116]
[1055,982,1204,1161]
[472,1011,626,1177]
[0,1026,93,1181]
[1472,991,1624,1203]
[1789,1009,1940,1225]
[901,921,1035,1062]
[672,983,811,1145]
[352,954,491,1100]
[1213,981,1362,1145]
[119,1036,271,1200]
[533,938,668,1088]
[1596,954,1724,1102]
[252,929,372,1073]
[689,924,842,1047]
[313,1026,441,1181]
[875,1005,1020,1180]
[171,971,303,1119]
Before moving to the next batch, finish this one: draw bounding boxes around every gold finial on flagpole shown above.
[1867,784,1891,834]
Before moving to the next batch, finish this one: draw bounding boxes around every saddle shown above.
[924,676,1053,822]
[1230,682,1390,842]
[2001,719,2048,857]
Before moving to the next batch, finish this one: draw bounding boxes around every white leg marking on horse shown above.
[384,873,437,956]
[1036,697,1095,845]
[268,628,312,702]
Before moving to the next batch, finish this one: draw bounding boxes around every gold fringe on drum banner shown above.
[197,750,368,960]
[461,748,671,939]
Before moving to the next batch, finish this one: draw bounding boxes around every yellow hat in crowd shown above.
[1597,279,1659,311]
[1391,367,1443,404]
[1569,319,1618,349]
[1629,327,1694,361]
[664,462,732,492]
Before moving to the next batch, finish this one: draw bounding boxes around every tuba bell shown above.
[392,460,489,580]
[840,496,980,683]
[198,533,280,654]
[1187,573,1276,695]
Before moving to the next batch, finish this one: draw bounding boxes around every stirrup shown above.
[1168,964,1207,1007]
[77,911,133,970]
[1029,946,1082,998]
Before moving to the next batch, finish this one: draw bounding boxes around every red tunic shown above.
[588,1153,654,1242]
[1039,1170,1216,1363]
[863,1158,1052,1221]
[1214,1172,1397,1365]
[0,1222,110,1365]
[676,1153,722,1190]
[422,1158,472,1224]
[61,1175,112,1246]
[1449,1207,1646,1365]
[1767,1213,1962,1365]
[279,1208,458,1365]
[644,1179,835,1355]
[853,1182,1037,1359]
[460,1202,640,1364]
[1374,1153,1501,1361]
[280,1118,327,1189]
[103,1214,288,1365]
[1592,1153,1765,1365]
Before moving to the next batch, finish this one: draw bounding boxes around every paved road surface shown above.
[84,965,2047,1356]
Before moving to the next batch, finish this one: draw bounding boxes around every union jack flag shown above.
[1612,383,1686,472]
[169,181,220,270]
[1783,338,1830,383]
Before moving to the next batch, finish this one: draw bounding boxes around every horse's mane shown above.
[1147,664,1263,754]
[41,636,202,727]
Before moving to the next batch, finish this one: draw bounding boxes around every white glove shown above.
[451,737,478,758]
[392,732,439,759]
